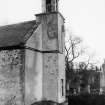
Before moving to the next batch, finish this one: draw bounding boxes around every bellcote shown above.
[42,0,59,13]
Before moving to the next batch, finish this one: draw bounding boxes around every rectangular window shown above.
[62,25,65,32]
[61,79,64,96]
[61,25,65,53]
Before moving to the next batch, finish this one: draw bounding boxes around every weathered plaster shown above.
[43,53,58,101]
[36,13,58,51]
[58,13,65,53]
[0,49,24,105]
[36,12,65,53]
[25,27,43,105]
[35,12,65,103]
[25,49,43,105]
[26,24,43,50]
[58,53,65,103]
[57,13,65,103]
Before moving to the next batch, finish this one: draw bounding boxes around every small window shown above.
[61,79,64,96]
[62,25,65,32]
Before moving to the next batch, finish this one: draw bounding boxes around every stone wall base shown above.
[31,100,68,105]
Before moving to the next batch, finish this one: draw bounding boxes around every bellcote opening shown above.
[46,0,52,12]
[42,0,59,13]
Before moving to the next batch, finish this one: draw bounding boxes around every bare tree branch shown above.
[65,34,83,65]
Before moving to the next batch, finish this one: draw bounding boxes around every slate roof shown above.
[0,20,38,48]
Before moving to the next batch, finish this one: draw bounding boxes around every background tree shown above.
[65,33,84,95]
[65,34,84,78]
[65,34,83,65]
[65,32,99,95]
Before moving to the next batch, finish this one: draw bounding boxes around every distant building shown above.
[68,69,101,95]
[89,70,101,94]
[100,60,105,93]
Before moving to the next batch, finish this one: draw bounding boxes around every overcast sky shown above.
[0,0,105,64]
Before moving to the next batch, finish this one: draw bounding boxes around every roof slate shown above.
[0,20,37,48]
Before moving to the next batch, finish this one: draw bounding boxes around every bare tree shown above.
[65,32,99,95]
[65,34,84,70]
[78,51,98,71]
[65,34,84,95]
